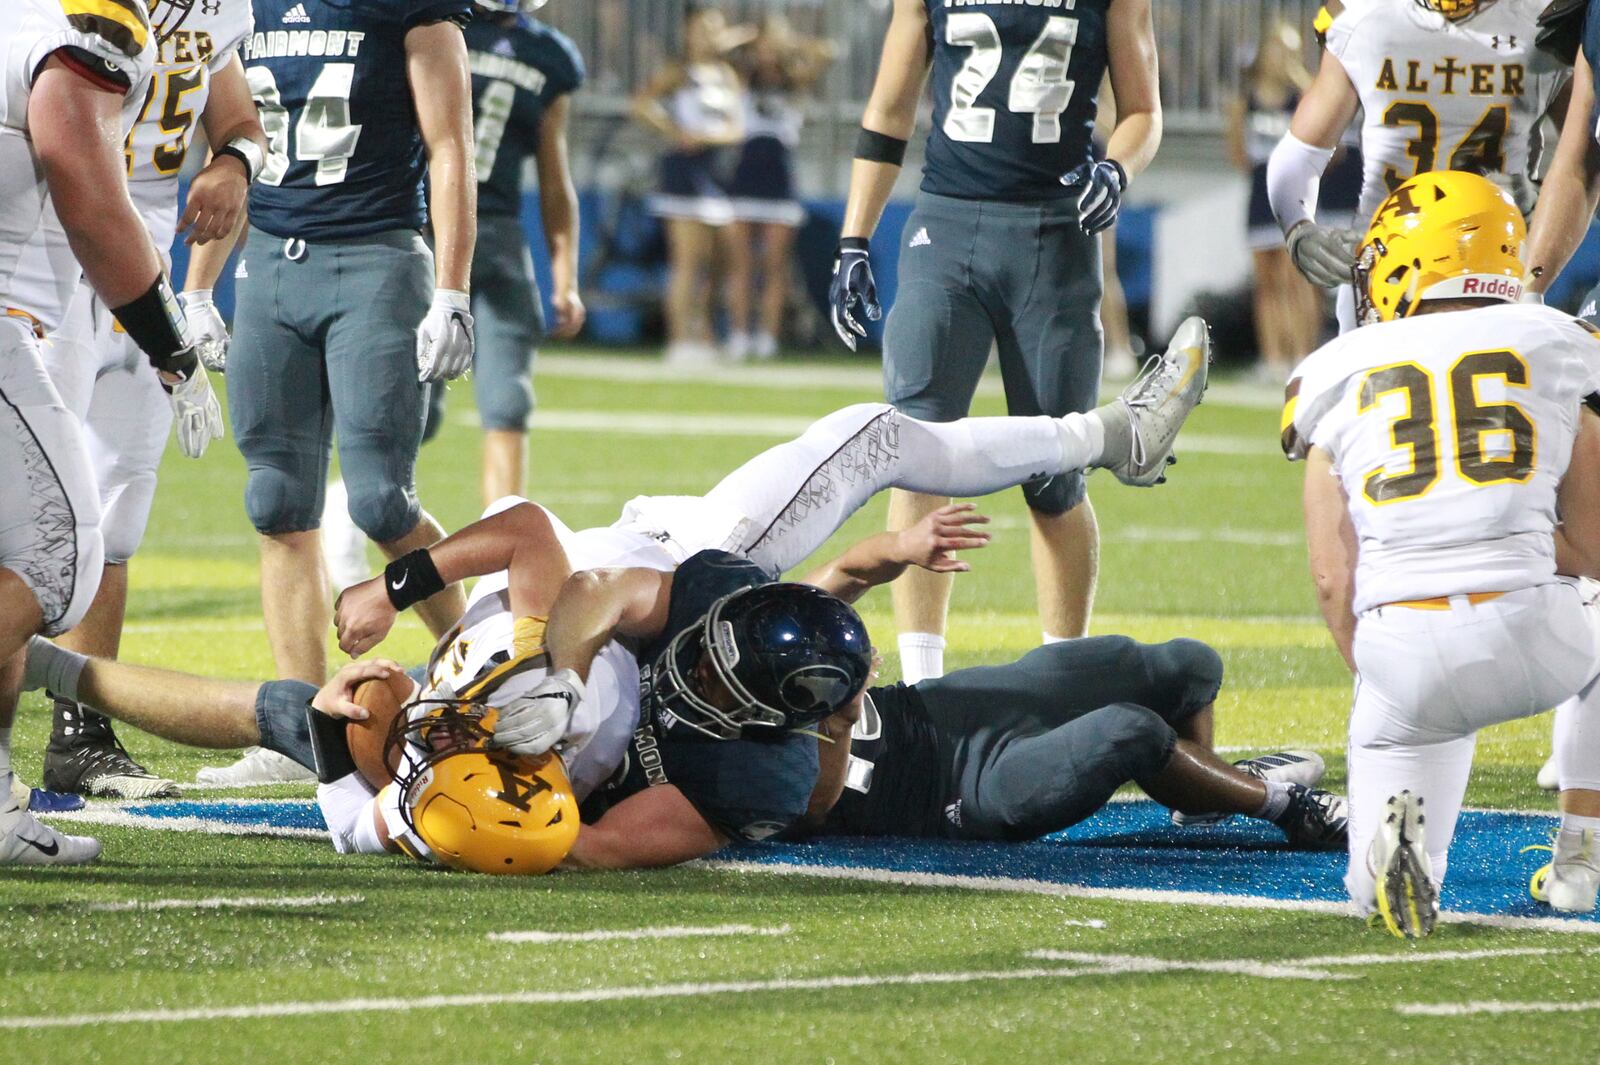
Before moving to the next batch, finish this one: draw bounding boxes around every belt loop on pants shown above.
[1383,591,1506,611]
[283,238,307,262]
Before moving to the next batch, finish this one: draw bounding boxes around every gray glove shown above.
[491,668,585,757]
[1287,221,1362,289]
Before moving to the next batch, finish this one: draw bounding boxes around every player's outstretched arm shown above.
[1102,0,1161,182]
[1525,53,1600,294]
[1302,446,1358,673]
[1556,408,1600,578]
[536,95,585,339]
[802,503,992,604]
[562,785,729,870]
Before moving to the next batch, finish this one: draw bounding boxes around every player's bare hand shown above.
[178,155,249,246]
[313,659,404,720]
[551,288,586,339]
[335,577,398,658]
[898,502,991,573]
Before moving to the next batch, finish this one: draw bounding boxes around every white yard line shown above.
[0,965,1109,1030]
[84,894,362,913]
[1397,999,1600,1017]
[1296,947,1573,968]
[700,861,1600,935]
[38,805,327,841]
[1025,950,1348,981]
[488,924,790,944]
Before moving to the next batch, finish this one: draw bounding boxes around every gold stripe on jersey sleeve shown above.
[1279,377,1303,458]
[61,0,149,55]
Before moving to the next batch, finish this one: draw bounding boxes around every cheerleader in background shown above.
[633,6,748,365]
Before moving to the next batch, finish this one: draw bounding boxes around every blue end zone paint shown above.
[109,799,1589,922]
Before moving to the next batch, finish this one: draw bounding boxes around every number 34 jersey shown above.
[921,0,1109,202]
[1326,0,1565,220]
[1283,305,1600,613]
[242,0,473,241]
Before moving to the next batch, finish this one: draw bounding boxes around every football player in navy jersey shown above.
[193,0,480,785]
[417,0,584,510]
[829,0,1162,687]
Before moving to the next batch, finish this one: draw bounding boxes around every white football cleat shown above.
[321,479,370,593]
[195,747,316,786]
[0,781,100,866]
[1544,828,1600,914]
[1372,790,1437,939]
[1537,755,1559,792]
[1094,316,1211,487]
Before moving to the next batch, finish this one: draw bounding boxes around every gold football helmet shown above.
[387,701,579,876]
[1354,170,1525,325]
[1414,0,1488,21]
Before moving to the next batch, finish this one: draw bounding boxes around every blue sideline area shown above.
[116,798,1588,922]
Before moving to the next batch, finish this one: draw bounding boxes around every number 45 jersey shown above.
[1283,304,1600,613]
[242,0,473,241]
[1327,0,1565,220]
[922,0,1109,202]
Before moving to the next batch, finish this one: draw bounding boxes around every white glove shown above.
[491,669,585,757]
[166,362,225,459]
[415,289,474,382]
[1286,221,1362,289]
[179,289,229,371]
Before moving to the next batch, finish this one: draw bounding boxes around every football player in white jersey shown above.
[0,0,224,865]
[1283,170,1600,935]
[9,0,261,801]
[1267,0,1567,331]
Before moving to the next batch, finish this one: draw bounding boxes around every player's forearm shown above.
[427,144,476,291]
[538,178,580,299]
[1104,109,1161,183]
[803,531,910,603]
[802,717,855,830]
[182,204,247,291]
[841,160,902,240]
[544,571,633,682]
[424,503,572,615]
[1525,67,1600,292]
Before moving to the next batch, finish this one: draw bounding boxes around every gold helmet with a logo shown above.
[387,701,579,876]
[1353,170,1525,325]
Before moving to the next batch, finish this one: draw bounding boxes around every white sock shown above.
[1560,813,1600,835]
[1061,411,1106,467]
[25,639,87,703]
[1254,779,1292,821]
[0,727,11,777]
[1042,632,1074,645]
[898,633,946,685]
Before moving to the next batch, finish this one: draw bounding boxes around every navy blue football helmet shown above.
[652,583,872,740]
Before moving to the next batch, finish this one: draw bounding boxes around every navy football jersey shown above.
[820,684,943,837]
[243,0,474,240]
[579,551,820,843]
[921,0,1110,202]
[467,13,584,217]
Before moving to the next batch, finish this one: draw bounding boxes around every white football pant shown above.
[0,317,103,635]
[1344,582,1600,912]
[41,285,172,564]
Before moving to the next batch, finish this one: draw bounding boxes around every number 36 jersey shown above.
[1326,0,1565,220]
[921,0,1109,202]
[242,0,473,241]
[1283,305,1600,613]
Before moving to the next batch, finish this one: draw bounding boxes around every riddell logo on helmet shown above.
[1459,277,1520,298]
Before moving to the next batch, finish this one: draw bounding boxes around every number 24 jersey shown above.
[1283,304,1600,613]
[242,0,473,241]
[1326,0,1565,219]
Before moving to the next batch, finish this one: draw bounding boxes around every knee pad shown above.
[1022,470,1086,515]
[345,478,421,544]
[1145,638,1226,718]
[245,464,322,535]
[99,468,158,564]
[477,376,533,432]
[1100,703,1178,781]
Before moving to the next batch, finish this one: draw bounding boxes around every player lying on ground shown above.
[1283,170,1600,935]
[24,517,1347,872]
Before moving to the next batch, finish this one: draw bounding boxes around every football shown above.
[347,672,412,789]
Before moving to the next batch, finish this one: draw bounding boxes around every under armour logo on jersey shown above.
[1491,34,1517,49]
[281,3,311,23]
[200,0,220,13]
[1583,301,1597,319]
[908,227,931,248]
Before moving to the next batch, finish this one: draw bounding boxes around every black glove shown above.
[1060,159,1127,235]
[828,237,880,351]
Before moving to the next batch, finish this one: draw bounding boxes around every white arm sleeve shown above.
[1267,132,1337,236]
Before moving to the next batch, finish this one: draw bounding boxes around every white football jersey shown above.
[421,570,641,804]
[1327,0,1566,220]
[8,0,252,331]
[1285,304,1600,613]
[0,0,155,309]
